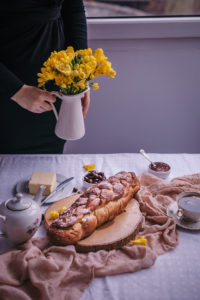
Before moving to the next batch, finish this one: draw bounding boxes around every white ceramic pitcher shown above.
[51,87,89,140]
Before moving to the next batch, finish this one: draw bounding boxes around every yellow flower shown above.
[50,210,59,220]
[108,69,116,78]
[92,82,99,90]
[78,81,86,90]
[79,71,86,80]
[66,46,74,53]
[73,70,79,77]
[58,206,67,213]
[37,46,115,95]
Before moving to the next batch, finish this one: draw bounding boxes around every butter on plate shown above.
[29,171,57,196]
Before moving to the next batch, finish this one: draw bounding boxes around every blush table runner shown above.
[0,154,200,300]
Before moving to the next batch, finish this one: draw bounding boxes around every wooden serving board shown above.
[44,194,142,252]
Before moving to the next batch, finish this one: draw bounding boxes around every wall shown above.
[64,18,200,154]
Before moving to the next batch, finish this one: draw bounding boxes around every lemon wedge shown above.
[130,236,147,246]
[83,164,95,171]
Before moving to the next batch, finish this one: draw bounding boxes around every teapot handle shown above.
[0,214,7,238]
[0,232,7,238]
[0,214,6,222]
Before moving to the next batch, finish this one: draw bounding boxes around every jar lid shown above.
[7,193,32,211]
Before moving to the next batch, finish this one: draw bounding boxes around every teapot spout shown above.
[34,185,46,205]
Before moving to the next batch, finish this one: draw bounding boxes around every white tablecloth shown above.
[0,153,200,300]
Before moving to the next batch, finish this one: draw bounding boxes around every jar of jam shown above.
[148,162,171,179]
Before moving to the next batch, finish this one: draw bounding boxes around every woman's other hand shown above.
[11,84,56,113]
[81,90,90,118]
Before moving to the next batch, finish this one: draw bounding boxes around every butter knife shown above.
[41,177,74,205]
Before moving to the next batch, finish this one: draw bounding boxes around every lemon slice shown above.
[130,236,147,246]
[83,164,95,171]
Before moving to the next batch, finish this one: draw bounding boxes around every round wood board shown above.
[44,194,142,252]
[44,193,82,228]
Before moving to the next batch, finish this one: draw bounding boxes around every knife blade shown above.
[41,177,74,205]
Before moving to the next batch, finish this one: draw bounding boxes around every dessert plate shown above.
[15,173,73,202]
[167,202,200,230]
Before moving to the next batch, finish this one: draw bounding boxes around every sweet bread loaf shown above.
[47,171,140,246]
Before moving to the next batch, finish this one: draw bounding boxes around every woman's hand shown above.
[11,84,56,113]
[81,90,90,118]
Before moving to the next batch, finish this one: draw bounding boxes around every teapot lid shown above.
[7,193,32,211]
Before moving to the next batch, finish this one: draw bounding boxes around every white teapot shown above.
[0,186,45,244]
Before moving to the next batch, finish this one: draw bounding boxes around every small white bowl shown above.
[148,162,171,179]
[82,180,95,190]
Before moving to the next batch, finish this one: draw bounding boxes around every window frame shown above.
[87,16,200,40]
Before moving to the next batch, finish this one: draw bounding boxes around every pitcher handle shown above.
[49,91,61,121]
[50,103,58,121]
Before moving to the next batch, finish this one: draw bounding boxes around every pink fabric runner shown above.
[0,173,200,300]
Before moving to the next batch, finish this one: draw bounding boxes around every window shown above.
[84,0,200,18]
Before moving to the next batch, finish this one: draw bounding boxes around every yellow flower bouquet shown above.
[37,46,116,95]
[37,47,116,141]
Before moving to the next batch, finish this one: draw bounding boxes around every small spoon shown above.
[139,149,156,167]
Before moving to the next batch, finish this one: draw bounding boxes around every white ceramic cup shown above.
[176,192,200,222]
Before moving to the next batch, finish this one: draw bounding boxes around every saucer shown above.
[15,173,69,202]
[167,202,200,230]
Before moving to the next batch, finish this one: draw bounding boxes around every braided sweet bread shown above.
[47,171,140,246]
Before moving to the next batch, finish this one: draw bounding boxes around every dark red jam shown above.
[149,162,170,172]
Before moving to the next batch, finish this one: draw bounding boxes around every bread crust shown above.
[47,171,140,246]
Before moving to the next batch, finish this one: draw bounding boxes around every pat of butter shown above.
[29,171,56,196]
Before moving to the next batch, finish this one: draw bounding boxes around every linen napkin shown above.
[0,173,200,300]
